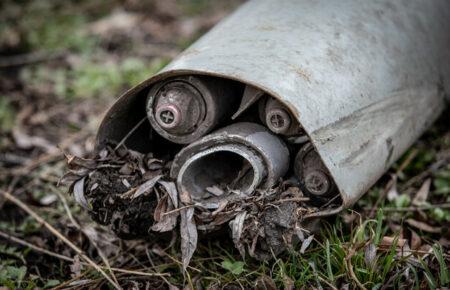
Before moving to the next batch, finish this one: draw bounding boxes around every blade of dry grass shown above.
[0,189,122,290]
[0,224,170,278]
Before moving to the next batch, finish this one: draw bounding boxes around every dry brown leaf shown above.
[180,207,197,271]
[364,243,377,268]
[300,235,314,254]
[386,179,399,201]
[146,158,163,171]
[406,219,441,234]
[59,172,86,186]
[131,174,162,199]
[282,275,295,290]
[158,181,179,208]
[412,178,431,206]
[152,192,178,232]
[39,194,58,206]
[231,212,247,257]
[206,186,224,196]
[70,255,82,278]
[211,200,228,216]
[66,154,98,169]
[254,275,277,290]
[12,128,57,153]
[153,194,169,222]
[152,211,178,232]
[73,177,90,210]
[380,236,407,248]
[438,237,450,247]
[179,190,192,204]
[168,284,180,290]
[294,224,305,242]
[410,229,422,250]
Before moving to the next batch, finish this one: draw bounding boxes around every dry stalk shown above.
[0,190,122,290]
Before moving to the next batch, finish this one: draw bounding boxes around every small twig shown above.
[272,197,310,204]
[0,229,170,277]
[52,271,89,290]
[319,193,340,209]
[377,246,450,258]
[114,117,148,151]
[369,175,396,218]
[153,246,202,273]
[11,128,91,176]
[161,204,196,216]
[345,254,367,290]
[0,190,122,290]
[317,275,338,290]
[51,185,81,229]
[396,149,418,176]
[0,50,67,68]
[400,150,450,191]
[51,185,119,285]
[0,230,72,262]
[368,149,419,218]
[365,203,450,212]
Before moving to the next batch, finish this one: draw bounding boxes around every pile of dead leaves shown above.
[61,143,200,269]
[60,144,174,239]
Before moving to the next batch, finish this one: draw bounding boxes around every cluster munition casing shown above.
[96,0,450,217]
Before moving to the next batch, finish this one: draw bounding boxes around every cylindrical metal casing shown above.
[170,122,290,203]
[96,0,450,215]
[147,76,240,144]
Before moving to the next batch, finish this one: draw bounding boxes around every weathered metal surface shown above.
[171,122,290,208]
[147,76,239,144]
[259,97,300,136]
[97,0,450,213]
[295,143,336,199]
[232,85,265,120]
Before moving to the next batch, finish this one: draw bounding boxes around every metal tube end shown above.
[304,170,331,196]
[266,108,292,134]
[155,104,182,129]
[171,122,290,207]
[147,76,238,144]
[260,97,300,136]
[295,143,335,198]
[176,145,265,207]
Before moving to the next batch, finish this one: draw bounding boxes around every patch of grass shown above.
[221,258,245,275]
[0,97,15,133]
[23,13,96,53]
[434,165,450,195]
[20,57,170,101]
[178,0,212,16]
[0,265,29,289]
[0,0,101,53]
[69,57,169,99]
[185,208,448,289]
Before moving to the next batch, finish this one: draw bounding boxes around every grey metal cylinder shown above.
[170,122,290,207]
[295,143,336,198]
[259,97,301,136]
[146,76,239,144]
